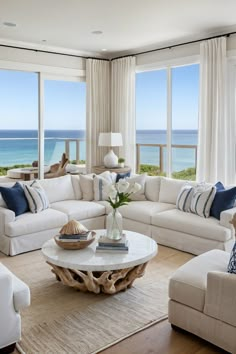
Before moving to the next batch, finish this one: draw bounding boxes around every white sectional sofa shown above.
[0,174,235,256]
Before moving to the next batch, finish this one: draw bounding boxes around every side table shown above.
[92,165,131,174]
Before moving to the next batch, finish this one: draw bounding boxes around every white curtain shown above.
[197,37,235,184]
[111,57,136,173]
[86,59,110,172]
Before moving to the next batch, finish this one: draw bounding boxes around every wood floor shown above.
[100,319,227,354]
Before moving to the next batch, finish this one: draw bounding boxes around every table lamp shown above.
[98,132,123,168]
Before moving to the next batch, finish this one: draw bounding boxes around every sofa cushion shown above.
[80,174,94,201]
[93,171,116,201]
[71,175,82,200]
[176,184,194,212]
[126,174,146,201]
[5,209,68,237]
[51,200,106,220]
[152,209,231,242]
[0,182,29,216]
[169,250,229,312]
[145,176,161,202]
[38,175,75,203]
[190,185,216,218]
[24,180,49,213]
[119,201,175,225]
[159,178,190,204]
[210,184,236,220]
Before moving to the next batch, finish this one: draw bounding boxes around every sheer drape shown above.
[111,57,136,173]
[197,37,235,184]
[86,59,110,172]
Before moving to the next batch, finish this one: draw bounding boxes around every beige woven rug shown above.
[1,245,193,354]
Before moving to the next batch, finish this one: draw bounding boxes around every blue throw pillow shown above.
[116,172,131,182]
[0,182,29,216]
[228,242,236,274]
[210,182,236,220]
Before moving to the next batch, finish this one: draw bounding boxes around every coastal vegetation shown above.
[0,163,196,180]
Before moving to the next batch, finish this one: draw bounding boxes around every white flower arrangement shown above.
[105,179,141,209]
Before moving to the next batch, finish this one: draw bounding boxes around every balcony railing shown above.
[136,143,197,174]
[0,137,85,166]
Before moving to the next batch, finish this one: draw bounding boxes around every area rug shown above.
[1,246,193,354]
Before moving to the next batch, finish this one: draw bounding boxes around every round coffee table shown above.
[42,230,157,294]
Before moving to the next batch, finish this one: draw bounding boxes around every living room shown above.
[1,0,236,353]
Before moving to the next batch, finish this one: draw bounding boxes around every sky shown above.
[0,70,86,130]
[0,64,199,131]
[136,64,199,130]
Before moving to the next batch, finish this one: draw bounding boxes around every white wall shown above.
[0,46,86,77]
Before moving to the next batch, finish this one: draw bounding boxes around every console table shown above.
[92,165,131,174]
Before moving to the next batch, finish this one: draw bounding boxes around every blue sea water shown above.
[0,130,198,171]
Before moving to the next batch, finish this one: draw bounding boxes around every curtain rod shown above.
[111,31,236,61]
[0,44,110,61]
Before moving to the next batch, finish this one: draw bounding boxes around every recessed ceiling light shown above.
[101,49,107,51]
[3,22,16,27]
[91,30,103,35]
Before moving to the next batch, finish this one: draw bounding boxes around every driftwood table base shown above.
[47,261,148,294]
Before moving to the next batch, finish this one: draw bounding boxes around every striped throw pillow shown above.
[176,185,194,212]
[24,181,49,213]
[190,185,216,218]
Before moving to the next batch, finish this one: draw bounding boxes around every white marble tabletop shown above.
[42,230,158,271]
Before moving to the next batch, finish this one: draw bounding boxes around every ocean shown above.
[0,130,198,172]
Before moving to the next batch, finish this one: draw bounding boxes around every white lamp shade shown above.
[98,132,123,147]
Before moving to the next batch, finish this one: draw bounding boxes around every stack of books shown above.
[58,231,90,242]
[96,234,129,253]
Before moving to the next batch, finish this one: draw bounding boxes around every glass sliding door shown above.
[43,78,86,174]
[171,64,199,180]
[0,69,38,177]
[136,70,167,175]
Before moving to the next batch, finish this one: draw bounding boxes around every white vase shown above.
[106,209,123,240]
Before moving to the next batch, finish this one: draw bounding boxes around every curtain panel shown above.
[197,37,235,185]
[111,57,136,173]
[86,59,110,173]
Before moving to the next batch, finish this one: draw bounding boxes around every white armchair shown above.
[168,249,236,353]
[0,263,30,353]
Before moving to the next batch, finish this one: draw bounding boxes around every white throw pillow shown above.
[79,174,95,201]
[126,174,147,201]
[93,171,116,201]
[190,185,216,218]
[24,180,49,213]
[145,176,161,202]
[176,184,194,212]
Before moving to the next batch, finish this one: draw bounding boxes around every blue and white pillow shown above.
[176,184,194,212]
[190,185,216,218]
[93,171,116,201]
[228,242,236,274]
[24,180,49,213]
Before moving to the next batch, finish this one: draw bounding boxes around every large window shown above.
[0,69,86,178]
[0,70,38,176]
[136,63,199,180]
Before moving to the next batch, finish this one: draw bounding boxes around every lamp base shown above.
[104,149,118,168]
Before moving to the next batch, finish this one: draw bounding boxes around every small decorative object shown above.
[54,231,96,250]
[118,157,125,168]
[106,179,141,240]
[98,132,123,168]
[59,220,88,235]
[228,214,236,273]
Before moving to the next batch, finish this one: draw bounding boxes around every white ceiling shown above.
[1,0,236,59]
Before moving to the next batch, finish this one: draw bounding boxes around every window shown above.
[0,69,38,176]
[136,63,199,180]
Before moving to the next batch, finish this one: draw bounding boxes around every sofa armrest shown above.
[204,271,236,327]
[0,207,15,236]
[220,207,236,230]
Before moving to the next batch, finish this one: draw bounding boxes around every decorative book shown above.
[98,234,127,247]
